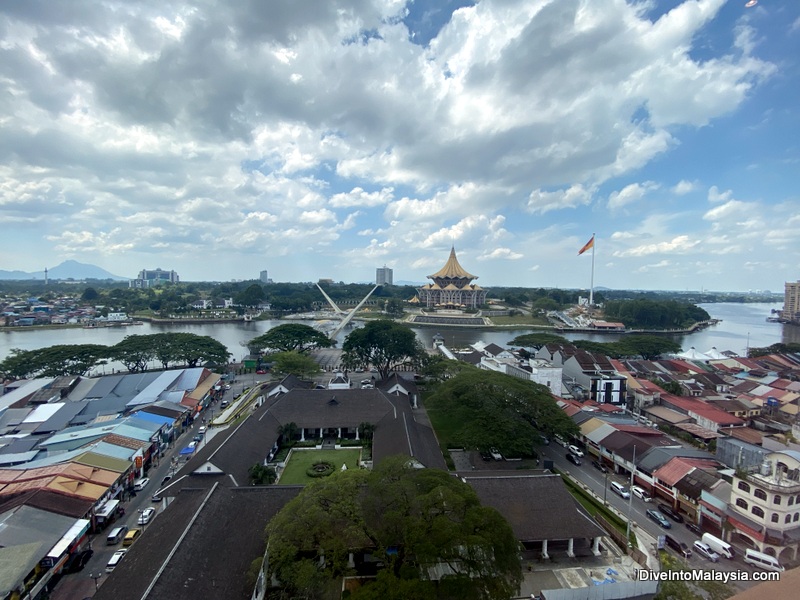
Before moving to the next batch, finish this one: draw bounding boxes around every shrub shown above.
[306,460,335,478]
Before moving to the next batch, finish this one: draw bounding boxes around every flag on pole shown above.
[578,235,595,256]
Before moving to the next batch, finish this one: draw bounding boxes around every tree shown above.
[111,335,157,372]
[81,287,99,302]
[615,335,681,360]
[277,422,299,444]
[342,320,423,379]
[385,298,405,317]
[357,422,375,442]
[271,351,321,378]
[235,283,266,307]
[507,333,568,350]
[424,367,578,458]
[266,457,521,600]
[248,323,332,354]
[248,464,277,485]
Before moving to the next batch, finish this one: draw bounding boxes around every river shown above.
[0,302,796,365]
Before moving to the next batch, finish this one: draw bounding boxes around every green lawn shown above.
[278,449,362,485]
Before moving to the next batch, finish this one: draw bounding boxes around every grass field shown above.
[278,448,362,485]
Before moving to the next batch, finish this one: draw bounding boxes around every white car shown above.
[567,445,584,457]
[632,485,652,502]
[138,507,156,525]
[693,541,720,562]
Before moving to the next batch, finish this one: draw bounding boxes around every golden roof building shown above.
[417,247,487,309]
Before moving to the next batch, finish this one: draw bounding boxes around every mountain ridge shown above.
[0,260,126,281]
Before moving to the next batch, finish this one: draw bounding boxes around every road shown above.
[544,444,764,589]
[50,383,237,599]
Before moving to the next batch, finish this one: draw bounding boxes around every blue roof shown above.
[131,411,173,427]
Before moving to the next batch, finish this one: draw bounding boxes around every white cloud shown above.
[526,184,594,214]
[613,235,699,257]
[607,181,658,210]
[477,247,524,261]
[707,186,734,203]
[330,187,394,208]
[672,180,696,195]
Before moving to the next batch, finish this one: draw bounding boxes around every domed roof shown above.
[428,247,477,280]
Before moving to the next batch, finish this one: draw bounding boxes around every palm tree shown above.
[358,422,375,442]
[277,421,299,445]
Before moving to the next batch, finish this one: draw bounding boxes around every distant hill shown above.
[0,260,126,281]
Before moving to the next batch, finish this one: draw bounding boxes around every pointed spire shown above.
[428,247,477,280]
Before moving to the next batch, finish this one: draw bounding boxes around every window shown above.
[773,495,781,505]
[737,481,751,493]
[771,513,779,523]
[752,506,765,518]
[786,514,792,524]
[790,497,795,506]
[754,489,767,501]
[736,498,748,510]
[795,513,799,522]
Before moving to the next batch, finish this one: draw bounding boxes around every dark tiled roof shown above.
[95,484,303,600]
[269,389,394,429]
[0,489,93,518]
[459,473,603,542]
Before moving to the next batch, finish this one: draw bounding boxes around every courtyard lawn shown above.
[278,448,362,485]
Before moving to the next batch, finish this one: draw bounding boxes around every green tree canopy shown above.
[0,345,108,379]
[248,323,333,354]
[266,457,521,600]
[235,283,266,307]
[507,333,568,349]
[342,320,423,379]
[270,351,322,378]
[424,367,578,458]
[614,335,681,360]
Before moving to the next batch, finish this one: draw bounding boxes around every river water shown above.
[1,302,796,364]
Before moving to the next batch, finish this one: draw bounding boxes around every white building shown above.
[376,265,393,286]
[729,449,800,563]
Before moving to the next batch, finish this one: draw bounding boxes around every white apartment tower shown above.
[376,265,393,286]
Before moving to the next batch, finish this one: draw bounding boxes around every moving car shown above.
[132,477,150,491]
[610,481,630,499]
[220,400,229,408]
[591,460,608,473]
[138,507,156,525]
[567,445,584,457]
[693,541,719,562]
[657,503,684,523]
[198,426,207,435]
[566,453,582,466]
[631,485,651,502]
[646,509,672,529]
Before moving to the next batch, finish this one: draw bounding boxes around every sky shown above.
[1,0,798,292]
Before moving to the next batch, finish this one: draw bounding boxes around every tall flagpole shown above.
[590,233,595,307]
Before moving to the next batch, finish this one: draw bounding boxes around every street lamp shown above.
[90,572,102,591]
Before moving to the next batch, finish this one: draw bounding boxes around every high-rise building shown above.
[260,270,270,284]
[783,281,800,323]
[129,268,179,288]
[376,265,393,285]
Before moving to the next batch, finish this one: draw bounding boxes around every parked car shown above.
[193,434,203,443]
[198,426,207,435]
[685,522,702,536]
[567,444,584,457]
[122,529,142,547]
[220,400,229,408]
[632,485,652,502]
[646,509,672,529]
[106,549,128,572]
[566,453,582,466]
[138,507,156,525]
[693,541,720,562]
[66,548,94,573]
[592,460,608,473]
[151,492,163,502]
[161,475,172,485]
[256,369,267,374]
[658,503,684,523]
[489,447,503,461]
[665,534,692,558]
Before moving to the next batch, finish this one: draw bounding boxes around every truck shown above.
[701,533,735,559]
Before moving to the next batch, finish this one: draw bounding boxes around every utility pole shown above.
[625,445,636,546]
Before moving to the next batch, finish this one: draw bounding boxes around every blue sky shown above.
[1,0,798,291]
